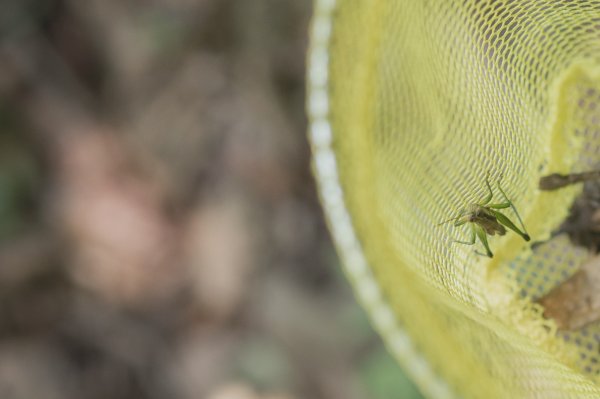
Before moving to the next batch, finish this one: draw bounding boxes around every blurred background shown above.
[0,1,422,398]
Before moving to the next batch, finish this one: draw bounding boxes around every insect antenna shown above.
[437,215,461,226]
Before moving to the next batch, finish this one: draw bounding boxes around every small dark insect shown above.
[539,170,600,191]
[439,175,530,258]
[535,169,600,252]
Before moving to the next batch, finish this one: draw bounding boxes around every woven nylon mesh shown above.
[309,1,600,398]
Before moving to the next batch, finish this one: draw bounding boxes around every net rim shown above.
[306,1,457,398]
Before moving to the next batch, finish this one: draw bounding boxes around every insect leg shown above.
[496,182,530,239]
[491,210,530,241]
[488,202,510,209]
[452,223,476,246]
[479,174,494,205]
[474,224,494,257]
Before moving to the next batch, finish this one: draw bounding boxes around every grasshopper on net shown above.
[439,175,530,258]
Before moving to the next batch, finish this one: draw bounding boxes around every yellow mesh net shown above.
[308,1,600,397]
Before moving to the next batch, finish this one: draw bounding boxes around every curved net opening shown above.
[309,1,600,398]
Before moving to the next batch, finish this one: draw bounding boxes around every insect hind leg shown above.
[496,182,530,240]
[474,224,494,257]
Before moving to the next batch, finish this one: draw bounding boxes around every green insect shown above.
[439,175,530,258]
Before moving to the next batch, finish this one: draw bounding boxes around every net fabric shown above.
[308,0,600,398]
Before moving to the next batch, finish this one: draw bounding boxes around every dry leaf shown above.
[538,255,600,330]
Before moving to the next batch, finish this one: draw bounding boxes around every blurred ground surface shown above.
[0,1,423,398]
